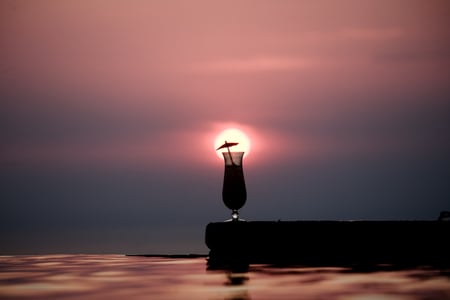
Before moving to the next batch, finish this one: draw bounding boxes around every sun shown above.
[214,128,251,159]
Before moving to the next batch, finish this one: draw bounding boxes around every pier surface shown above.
[205,220,450,268]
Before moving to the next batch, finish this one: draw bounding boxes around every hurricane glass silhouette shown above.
[221,151,247,221]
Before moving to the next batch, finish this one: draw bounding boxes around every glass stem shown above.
[232,210,239,221]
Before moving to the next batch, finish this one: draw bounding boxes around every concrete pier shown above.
[205,220,450,269]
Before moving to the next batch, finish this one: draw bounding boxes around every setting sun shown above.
[214,128,251,158]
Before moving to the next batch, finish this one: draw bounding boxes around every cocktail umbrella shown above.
[216,141,238,151]
[216,141,239,165]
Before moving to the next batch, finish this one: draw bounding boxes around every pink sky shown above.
[1,1,450,254]
[2,1,449,167]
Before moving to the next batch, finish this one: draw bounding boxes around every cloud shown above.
[192,56,319,73]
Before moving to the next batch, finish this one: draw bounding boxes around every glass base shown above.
[225,218,246,222]
[225,210,246,222]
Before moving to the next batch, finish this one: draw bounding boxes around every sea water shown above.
[0,254,449,299]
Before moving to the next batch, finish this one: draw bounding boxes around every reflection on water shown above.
[0,255,449,299]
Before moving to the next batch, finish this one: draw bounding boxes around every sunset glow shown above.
[1,1,449,255]
[214,128,251,159]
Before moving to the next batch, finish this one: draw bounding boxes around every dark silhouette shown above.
[217,141,247,221]
[208,141,450,269]
[438,211,450,221]
[206,220,450,269]
[216,141,239,151]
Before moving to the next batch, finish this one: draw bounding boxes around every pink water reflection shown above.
[0,255,449,299]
